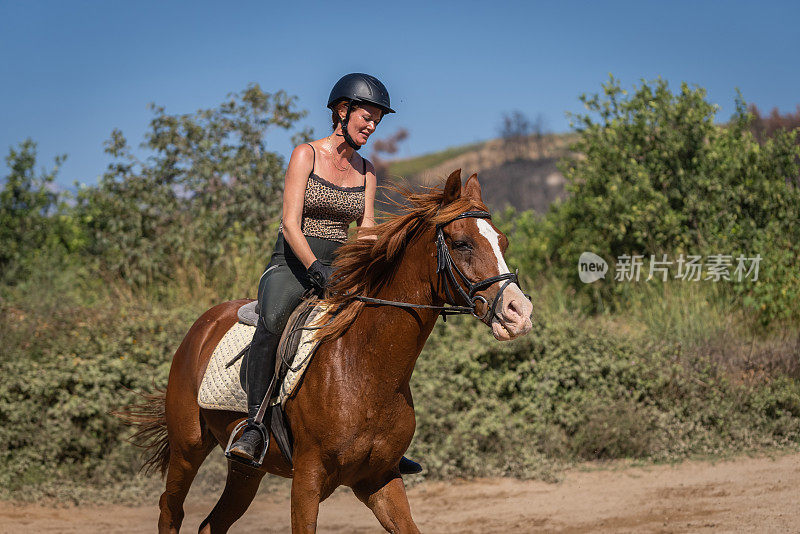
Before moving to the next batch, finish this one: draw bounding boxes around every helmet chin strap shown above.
[340,100,362,151]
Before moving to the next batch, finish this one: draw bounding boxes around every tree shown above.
[75,84,310,286]
[531,113,549,158]
[370,128,409,180]
[748,104,800,144]
[0,140,66,281]
[748,104,800,185]
[498,110,532,160]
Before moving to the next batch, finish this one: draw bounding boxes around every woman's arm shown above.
[281,144,319,268]
[357,158,378,240]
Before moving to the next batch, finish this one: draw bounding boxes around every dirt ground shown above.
[2,453,798,533]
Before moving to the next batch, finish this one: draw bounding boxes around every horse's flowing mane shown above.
[314,181,486,343]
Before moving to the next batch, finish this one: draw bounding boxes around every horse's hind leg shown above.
[352,474,421,534]
[158,433,215,534]
[198,461,266,534]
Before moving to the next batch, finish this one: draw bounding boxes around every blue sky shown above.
[2,0,799,189]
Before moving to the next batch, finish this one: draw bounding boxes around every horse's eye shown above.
[453,241,472,251]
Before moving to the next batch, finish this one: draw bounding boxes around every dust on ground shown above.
[2,453,798,533]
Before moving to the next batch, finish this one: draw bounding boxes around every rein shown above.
[353,296,475,318]
[352,210,522,322]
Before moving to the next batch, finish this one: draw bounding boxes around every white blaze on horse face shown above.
[476,219,511,275]
[475,219,533,338]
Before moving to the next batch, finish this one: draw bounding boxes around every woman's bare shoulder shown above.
[287,143,315,175]
[290,142,315,161]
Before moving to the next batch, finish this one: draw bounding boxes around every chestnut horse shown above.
[131,170,533,533]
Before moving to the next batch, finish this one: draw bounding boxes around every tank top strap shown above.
[306,143,316,174]
[361,155,367,186]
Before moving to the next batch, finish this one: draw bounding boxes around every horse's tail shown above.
[114,386,171,477]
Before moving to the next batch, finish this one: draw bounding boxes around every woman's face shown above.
[341,103,383,146]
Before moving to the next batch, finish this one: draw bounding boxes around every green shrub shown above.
[409,315,800,479]
[0,293,192,499]
[2,257,799,501]
[503,77,800,326]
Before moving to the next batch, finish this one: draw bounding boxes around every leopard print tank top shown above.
[278,144,366,244]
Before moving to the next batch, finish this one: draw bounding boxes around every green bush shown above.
[505,77,800,326]
[409,315,800,479]
[4,282,797,501]
[0,295,191,496]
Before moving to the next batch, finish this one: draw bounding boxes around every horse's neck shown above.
[359,229,441,385]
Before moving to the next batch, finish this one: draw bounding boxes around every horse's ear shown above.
[442,169,462,205]
[464,173,482,201]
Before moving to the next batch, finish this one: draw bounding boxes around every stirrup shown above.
[225,418,270,468]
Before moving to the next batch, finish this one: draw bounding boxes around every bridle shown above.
[435,210,522,322]
[354,209,524,323]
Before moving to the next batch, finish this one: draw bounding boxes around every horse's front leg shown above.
[290,457,332,533]
[352,473,421,534]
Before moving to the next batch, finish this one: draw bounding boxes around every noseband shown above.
[354,210,524,323]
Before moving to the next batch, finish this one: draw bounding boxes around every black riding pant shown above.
[257,232,341,335]
[246,232,341,410]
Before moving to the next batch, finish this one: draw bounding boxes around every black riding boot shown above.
[399,456,423,474]
[228,320,281,464]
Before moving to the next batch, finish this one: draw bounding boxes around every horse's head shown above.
[436,169,533,340]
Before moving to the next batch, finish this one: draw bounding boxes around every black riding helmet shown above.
[327,73,394,151]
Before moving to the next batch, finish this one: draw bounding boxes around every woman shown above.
[228,73,421,475]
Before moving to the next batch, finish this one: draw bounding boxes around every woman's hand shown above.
[307,260,333,294]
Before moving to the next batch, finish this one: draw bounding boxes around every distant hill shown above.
[476,157,565,214]
[381,133,576,214]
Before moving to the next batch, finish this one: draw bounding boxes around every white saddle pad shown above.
[197,305,325,412]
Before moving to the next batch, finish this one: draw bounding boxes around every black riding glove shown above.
[307,260,333,295]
